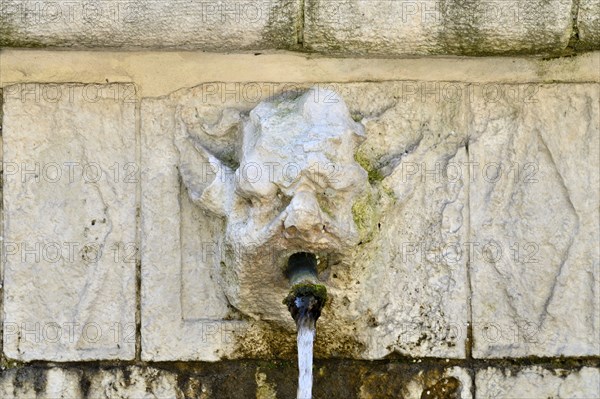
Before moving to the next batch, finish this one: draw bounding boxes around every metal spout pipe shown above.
[286,252,318,286]
[284,252,327,325]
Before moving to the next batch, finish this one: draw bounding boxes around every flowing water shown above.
[296,315,316,399]
[296,297,316,399]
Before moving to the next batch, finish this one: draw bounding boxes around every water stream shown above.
[284,253,326,399]
[295,297,317,399]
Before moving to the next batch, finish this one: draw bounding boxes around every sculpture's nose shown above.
[283,191,324,237]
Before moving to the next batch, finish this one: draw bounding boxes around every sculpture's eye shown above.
[320,187,337,202]
[324,187,336,198]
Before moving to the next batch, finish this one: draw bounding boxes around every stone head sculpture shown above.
[175,87,369,320]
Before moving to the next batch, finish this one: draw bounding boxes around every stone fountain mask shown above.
[175,87,369,319]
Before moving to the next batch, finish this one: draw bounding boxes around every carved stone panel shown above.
[3,84,137,360]
[141,82,470,360]
[469,84,600,357]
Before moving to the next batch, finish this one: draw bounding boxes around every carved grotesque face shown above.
[176,87,369,317]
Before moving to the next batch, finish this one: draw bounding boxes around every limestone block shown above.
[0,363,473,398]
[141,96,249,361]
[578,0,600,49]
[476,367,600,398]
[2,83,137,360]
[359,366,472,399]
[469,84,600,357]
[346,82,470,359]
[0,366,181,398]
[141,82,470,360]
[0,0,301,49]
[305,0,573,56]
[85,367,181,399]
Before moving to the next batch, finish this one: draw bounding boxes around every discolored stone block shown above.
[578,0,600,49]
[476,367,600,398]
[0,0,301,50]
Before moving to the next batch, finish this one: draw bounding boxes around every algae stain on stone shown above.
[0,357,25,371]
[352,188,380,243]
[355,150,384,184]
[420,376,462,399]
[233,321,297,359]
[255,369,278,399]
[0,19,45,48]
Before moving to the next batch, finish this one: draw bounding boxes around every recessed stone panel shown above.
[140,97,248,361]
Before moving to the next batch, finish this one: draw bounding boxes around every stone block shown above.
[578,0,600,49]
[0,0,301,50]
[476,367,600,398]
[2,83,137,360]
[469,84,600,357]
[141,96,248,361]
[305,0,573,56]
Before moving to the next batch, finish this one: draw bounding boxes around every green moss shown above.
[283,283,328,309]
[352,189,379,242]
[0,356,25,370]
[317,198,334,219]
[354,151,384,184]
[351,112,363,122]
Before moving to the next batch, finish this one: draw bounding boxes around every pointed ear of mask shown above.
[174,116,236,217]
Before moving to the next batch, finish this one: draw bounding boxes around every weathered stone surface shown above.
[0,367,84,398]
[304,0,574,56]
[0,0,301,49]
[476,367,600,398]
[347,82,470,359]
[141,82,470,360]
[2,0,592,56]
[469,84,600,357]
[2,84,137,360]
[578,0,600,49]
[359,365,472,399]
[174,87,369,321]
[85,367,181,399]
[0,362,472,398]
[0,366,181,398]
[141,96,248,361]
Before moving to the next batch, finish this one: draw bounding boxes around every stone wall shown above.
[1,0,599,55]
[0,39,599,399]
